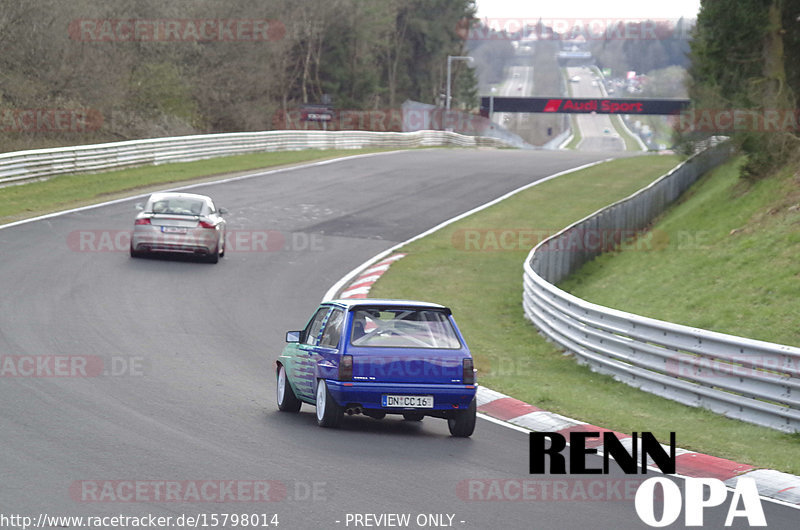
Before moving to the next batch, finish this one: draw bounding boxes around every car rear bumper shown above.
[325,380,476,411]
[132,229,218,254]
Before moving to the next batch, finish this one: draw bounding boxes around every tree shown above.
[688,0,797,179]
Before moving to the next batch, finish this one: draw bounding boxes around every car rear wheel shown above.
[129,244,143,258]
[205,245,220,264]
[276,365,301,413]
[402,412,424,421]
[315,380,342,428]
[447,399,476,437]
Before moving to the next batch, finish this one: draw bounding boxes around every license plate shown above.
[381,395,433,408]
[161,226,188,234]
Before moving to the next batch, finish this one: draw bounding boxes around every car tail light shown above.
[134,218,151,225]
[339,355,353,381]
[462,358,475,385]
[198,220,215,229]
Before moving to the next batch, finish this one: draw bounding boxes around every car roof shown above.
[323,299,451,313]
[147,192,212,202]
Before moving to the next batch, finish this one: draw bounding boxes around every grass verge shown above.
[609,114,643,151]
[564,115,581,150]
[0,148,393,223]
[560,156,800,347]
[368,154,800,474]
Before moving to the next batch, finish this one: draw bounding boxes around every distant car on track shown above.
[130,192,228,263]
[276,299,477,437]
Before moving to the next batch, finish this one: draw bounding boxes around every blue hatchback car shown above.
[276,299,477,436]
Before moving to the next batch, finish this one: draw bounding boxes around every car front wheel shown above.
[315,380,342,428]
[276,365,301,412]
[447,399,476,437]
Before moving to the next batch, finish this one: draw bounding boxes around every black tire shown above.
[129,244,143,258]
[315,379,342,428]
[402,412,424,421]
[447,399,476,437]
[205,245,220,264]
[276,365,301,413]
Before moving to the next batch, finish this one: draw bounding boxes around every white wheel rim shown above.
[277,367,286,404]
[316,382,326,421]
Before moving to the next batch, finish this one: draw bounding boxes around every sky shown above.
[475,0,702,21]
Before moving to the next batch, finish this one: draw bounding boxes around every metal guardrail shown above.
[523,141,800,433]
[0,130,511,186]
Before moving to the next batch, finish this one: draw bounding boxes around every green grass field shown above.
[560,157,800,347]
[0,148,392,223]
[369,154,800,474]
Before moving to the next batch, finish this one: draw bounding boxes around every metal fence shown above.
[0,130,511,186]
[523,141,800,433]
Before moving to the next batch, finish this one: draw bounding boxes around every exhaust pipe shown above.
[345,407,363,416]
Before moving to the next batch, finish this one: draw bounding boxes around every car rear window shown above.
[350,308,461,349]
[149,198,205,215]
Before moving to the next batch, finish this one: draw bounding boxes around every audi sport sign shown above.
[481,97,689,115]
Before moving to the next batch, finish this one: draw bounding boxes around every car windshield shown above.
[149,198,205,215]
[350,308,461,349]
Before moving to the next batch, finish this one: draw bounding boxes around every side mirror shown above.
[218,207,229,215]
[286,331,301,343]
[135,203,144,211]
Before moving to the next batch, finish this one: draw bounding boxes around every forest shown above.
[0,0,478,152]
[688,0,800,178]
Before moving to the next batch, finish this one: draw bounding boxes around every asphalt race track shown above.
[567,67,627,152]
[0,149,796,529]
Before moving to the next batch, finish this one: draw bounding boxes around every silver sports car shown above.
[130,192,227,263]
